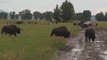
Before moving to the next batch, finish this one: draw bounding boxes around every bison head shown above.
[64,31,70,38]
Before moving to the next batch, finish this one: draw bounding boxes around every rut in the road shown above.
[58,30,85,60]
[57,29,107,60]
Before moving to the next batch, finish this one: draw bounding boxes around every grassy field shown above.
[0,20,80,60]
[97,21,107,30]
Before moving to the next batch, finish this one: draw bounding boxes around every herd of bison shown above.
[1,21,97,42]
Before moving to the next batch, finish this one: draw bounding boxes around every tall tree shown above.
[3,12,8,19]
[53,5,61,22]
[0,12,8,19]
[39,13,44,20]
[95,12,104,21]
[72,13,85,21]
[43,11,53,21]
[15,14,19,19]
[83,10,91,21]
[104,12,107,21]
[33,11,41,20]
[60,0,75,21]
[10,11,15,19]
[19,9,32,20]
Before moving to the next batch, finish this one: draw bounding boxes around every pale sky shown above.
[0,0,107,15]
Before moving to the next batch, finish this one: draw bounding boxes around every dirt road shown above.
[58,29,107,60]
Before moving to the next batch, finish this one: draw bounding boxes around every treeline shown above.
[95,12,107,21]
[0,10,53,21]
[0,0,106,21]
[0,0,75,22]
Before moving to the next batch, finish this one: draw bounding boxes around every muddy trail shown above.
[57,29,107,60]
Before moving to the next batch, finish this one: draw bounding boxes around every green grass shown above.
[96,21,107,30]
[0,20,80,60]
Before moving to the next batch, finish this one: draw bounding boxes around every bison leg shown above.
[92,38,95,42]
[4,32,7,35]
[89,37,91,42]
[1,30,4,34]
[85,36,88,42]
[14,33,17,37]
[9,33,12,36]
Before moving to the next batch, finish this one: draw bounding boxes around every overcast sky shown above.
[0,0,107,15]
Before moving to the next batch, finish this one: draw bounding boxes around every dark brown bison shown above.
[50,26,70,38]
[77,21,92,28]
[73,22,77,26]
[78,21,85,28]
[96,23,98,26]
[27,21,37,24]
[15,21,23,24]
[1,25,20,36]
[85,28,95,42]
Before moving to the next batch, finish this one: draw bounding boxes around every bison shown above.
[50,26,70,38]
[85,27,95,42]
[15,21,23,24]
[73,22,77,26]
[96,23,98,26]
[1,25,20,36]
[78,21,92,28]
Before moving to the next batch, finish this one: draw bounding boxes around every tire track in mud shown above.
[78,30,105,60]
[58,29,107,60]
[58,31,85,60]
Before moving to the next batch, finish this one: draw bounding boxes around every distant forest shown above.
[0,0,107,21]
